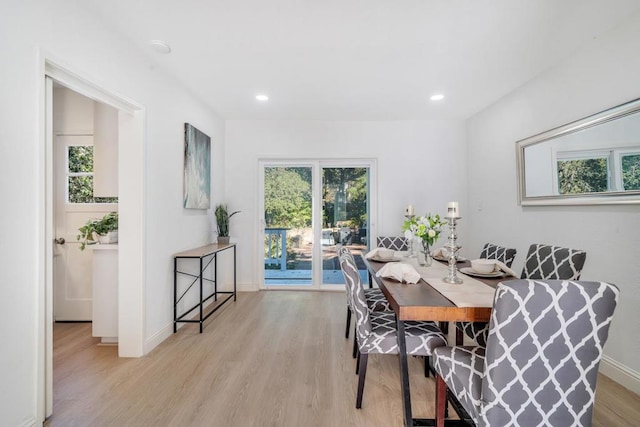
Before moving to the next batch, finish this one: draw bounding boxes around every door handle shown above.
[54,237,66,245]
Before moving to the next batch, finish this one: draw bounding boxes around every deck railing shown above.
[265,228,288,271]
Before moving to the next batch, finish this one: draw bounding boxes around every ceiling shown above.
[84,0,640,121]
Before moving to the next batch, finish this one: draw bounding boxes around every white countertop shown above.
[89,243,118,251]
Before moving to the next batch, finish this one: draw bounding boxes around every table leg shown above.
[214,253,218,301]
[199,256,204,333]
[173,257,177,333]
[396,316,413,427]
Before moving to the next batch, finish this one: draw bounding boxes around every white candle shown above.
[406,205,415,216]
[447,201,459,218]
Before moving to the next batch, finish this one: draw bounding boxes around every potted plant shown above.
[77,211,119,250]
[214,204,240,244]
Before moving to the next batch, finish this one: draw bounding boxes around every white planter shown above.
[97,231,118,244]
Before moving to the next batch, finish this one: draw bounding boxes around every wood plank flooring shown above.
[46,291,639,427]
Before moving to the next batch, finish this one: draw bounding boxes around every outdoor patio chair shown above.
[434,279,619,427]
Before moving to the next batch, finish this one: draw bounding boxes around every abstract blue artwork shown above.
[183,123,211,209]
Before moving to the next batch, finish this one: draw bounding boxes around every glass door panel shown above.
[263,166,313,286]
[321,167,369,285]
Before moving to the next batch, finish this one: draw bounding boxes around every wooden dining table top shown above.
[366,258,518,323]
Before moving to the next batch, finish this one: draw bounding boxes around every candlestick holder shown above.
[443,216,463,284]
[404,214,417,257]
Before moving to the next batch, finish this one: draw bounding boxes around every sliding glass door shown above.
[321,167,369,284]
[260,160,375,289]
[263,165,313,285]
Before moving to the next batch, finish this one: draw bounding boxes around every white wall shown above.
[225,120,468,290]
[0,1,224,425]
[466,12,640,391]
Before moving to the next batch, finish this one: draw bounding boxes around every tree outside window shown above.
[557,158,609,194]
[67,146,118,204]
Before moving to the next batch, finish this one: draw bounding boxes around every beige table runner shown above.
[401,256,496,308]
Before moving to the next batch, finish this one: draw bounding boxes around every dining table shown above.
[365,254,517,427]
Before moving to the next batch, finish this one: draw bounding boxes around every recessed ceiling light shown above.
[149,40,171,54]
[256,94,269,101]
[430,94,445,101]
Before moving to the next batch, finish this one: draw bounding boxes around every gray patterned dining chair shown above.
[377,236,409,251]
[457,243,587,347]
[366,236,410,290]
[521,243,587,280]
[339,247,447,408]
[479,243,517,267]
[338,247,391,344]
[456,243,517,346]
[434,279,619,427]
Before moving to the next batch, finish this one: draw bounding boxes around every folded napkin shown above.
[495,260,517,277]
[376,262,421,284]
[431,247,449,258]
[365,247,395,259]
[470,259,517,277]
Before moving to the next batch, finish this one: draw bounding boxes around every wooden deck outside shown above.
[264,241,368,285]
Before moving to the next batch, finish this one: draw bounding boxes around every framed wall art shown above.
[183,123,211,209]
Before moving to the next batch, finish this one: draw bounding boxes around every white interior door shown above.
[53,135,113,320]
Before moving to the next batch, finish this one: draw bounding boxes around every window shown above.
[555,150,611,195]
[67,146,118,204]
[621,153,640,191]
[557,157,609,194]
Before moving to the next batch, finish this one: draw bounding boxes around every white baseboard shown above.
[144,290,255,354]
[144,322,174,354]
[600,355,640,395]
[21,416,37,427]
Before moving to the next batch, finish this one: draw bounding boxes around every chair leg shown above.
[356,353,368,409]
[436,374,447,427]
[456,327,464,346]
[424,356,430,377]
[352,326,358,359]
[439,321,449,334]
[345,308,351,339]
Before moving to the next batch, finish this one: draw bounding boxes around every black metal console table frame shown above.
[173,243,237,333]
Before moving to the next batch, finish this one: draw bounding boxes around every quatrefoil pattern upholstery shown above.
[457,321,491,347]
[520,244,586,280]
[434,279,619,427]
[362,311,447,355]
[479,243,517,268]
[363,288,391,312]
[339,247,447,407]
[338,247,390,340]
[456,243,518,346]
[340,248,446,355]
[377,236,409,251]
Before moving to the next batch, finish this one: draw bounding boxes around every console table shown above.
[173,243,237,333]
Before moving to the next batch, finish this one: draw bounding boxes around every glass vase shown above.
[419,241,432,267]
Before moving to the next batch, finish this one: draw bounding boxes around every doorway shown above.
[259,159,376,289]
[52,87,119,321]
[41,60,146,422]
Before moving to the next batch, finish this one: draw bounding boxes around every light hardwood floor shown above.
[46,291,639,427]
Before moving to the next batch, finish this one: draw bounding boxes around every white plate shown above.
[432,254,467,263]
[368,255,399,263]
[459,267,506,278]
